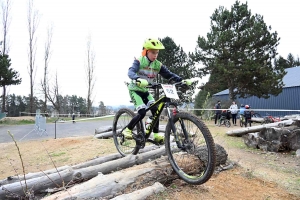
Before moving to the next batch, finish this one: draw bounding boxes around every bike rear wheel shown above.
[225,120,231,128]
[165,112,216,185]
[112,108,140,156]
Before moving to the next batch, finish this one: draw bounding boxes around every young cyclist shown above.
[122,38,192,143]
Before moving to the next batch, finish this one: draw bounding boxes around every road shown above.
[0,119,114,143]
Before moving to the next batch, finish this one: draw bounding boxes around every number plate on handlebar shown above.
[161,84,179,100]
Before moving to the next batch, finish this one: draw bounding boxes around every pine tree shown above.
[157,37,197,103]
[0,54,22,112]
[190,1,286,100]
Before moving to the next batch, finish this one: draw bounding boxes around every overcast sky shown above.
[4,0,300,107]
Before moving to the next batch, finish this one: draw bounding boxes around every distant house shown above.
[212,67,300,117]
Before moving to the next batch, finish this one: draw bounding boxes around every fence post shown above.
[55,119,57,139]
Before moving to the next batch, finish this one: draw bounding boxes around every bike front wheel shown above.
[225,120,231,128]
[165,112,216,185]
[240,119,244,127]
[112,108,141,156]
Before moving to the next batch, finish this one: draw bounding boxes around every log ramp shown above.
[0,144,228,200]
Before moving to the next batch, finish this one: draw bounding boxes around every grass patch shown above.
[0,119,34,125]
[50,152,66,157]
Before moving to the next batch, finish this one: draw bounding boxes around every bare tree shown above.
[27,0,39,114]
[1,0,11,55]
[41,25,53,113]
[43,71,61,113]
[85,34,96,115]
[0,0,12,112]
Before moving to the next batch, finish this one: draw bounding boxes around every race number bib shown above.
[161,84,179,100]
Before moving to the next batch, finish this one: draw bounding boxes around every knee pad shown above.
[138,108,146,118]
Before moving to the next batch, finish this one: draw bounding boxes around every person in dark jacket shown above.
[214,101,221,125]
[244,105,252,127]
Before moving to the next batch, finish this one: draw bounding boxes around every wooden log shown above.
[0,147,166,199]
[250,117,264,123]
[71,153,122,169]
[43,144,227,199]
[0,167,74,199]
[94,126,116,135]
[42,161,171,200]
[94,125,167,139]
[1,144,227,199]
[71,147,167,181]
[95,125,167,135]
[94,130,114,139]
[0,165,70,186]
[226,119,294,136]
[111,182,165,200]
[243,126,300,152]
[0,147,159,186]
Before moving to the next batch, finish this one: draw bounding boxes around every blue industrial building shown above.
[212,67,300,117]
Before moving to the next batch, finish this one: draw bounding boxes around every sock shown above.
[153,133,159,137]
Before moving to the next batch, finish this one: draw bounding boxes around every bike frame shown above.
[268,115,281,122]
[132,93,186,149]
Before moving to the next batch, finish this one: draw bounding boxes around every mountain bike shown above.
[240,114,245,127]
[112,81,216,185]
[262,113,281,124]
[219,117,231,127]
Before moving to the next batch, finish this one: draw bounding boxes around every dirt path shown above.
[0,120,299,199]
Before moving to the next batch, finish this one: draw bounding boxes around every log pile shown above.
[0,144,228,200]
[243,126,300,152]
[226,117,300,152]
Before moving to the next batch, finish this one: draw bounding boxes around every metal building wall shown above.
[213,86,300,117]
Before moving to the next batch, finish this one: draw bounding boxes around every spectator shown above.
[229,101,238,126]
[244,105,252,127]
[72,113,76,123]
[214,101,221,125]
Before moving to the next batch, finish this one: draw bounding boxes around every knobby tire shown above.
[165,112,216,185]
[112,108,140,156]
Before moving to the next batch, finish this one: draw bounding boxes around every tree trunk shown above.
[0,166,70,186]
[1,86,6,112]
[0,167,74,199]
[243,126,300,152]
[94,130,115,139]
[111,182,165,200]
[94,125,167,136]
[0,147,159,186]
[226,119,294,136]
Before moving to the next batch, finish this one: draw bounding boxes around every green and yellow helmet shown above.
[143,38,165,50]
